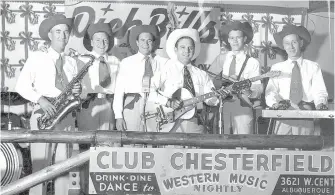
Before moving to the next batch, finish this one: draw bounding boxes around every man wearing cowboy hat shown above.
[265,24,328,135]
[77,22,120,132]
[217,21,263,135]
[15,14,81,195]
[158,28,221,133]
[113,25,169,132]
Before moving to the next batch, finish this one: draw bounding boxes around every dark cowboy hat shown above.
[273,25,311,49]
[39,14,73,41]
[83,22,114,52]
[219,21,254,45]
[128,25,160,51]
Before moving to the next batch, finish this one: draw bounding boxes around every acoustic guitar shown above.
[144,71,281,132]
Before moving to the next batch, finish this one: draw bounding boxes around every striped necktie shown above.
[183,66,196,96]
[289,61,303,105]
[142,56,153,93]
[99,56,111,88]
[228,55,236,76]
[55,54,68,91]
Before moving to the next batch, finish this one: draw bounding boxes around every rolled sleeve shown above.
[15,55,42,103]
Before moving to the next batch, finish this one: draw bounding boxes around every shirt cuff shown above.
[265,97,277,108]
[31,94,43,104]
[314,98,328,106]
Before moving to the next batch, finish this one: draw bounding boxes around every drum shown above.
[0,143,23,186]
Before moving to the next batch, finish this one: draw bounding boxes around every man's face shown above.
[282,34,303,58]
[174,37,195,65]
[48,24,70,51]
[136,32,154,55]
[228,30,247,51]
[91,32,109,55]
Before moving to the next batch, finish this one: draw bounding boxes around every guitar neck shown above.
[248,74,268,82]
[183,90,227,106]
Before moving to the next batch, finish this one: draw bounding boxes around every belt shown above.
[87,93,114,99]
[125,93,141,98]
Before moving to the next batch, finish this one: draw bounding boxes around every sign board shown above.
[89,147,334,195]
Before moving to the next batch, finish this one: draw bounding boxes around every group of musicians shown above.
[15,14,329,195]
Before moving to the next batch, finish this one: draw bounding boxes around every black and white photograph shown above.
[1,0,334,195]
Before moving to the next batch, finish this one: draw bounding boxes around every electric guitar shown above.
[144,71,281,132]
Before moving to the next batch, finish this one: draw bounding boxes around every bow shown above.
[261,14,278,34]
[1,31,16,51]
[219,12,234,25]
[244,41,259,58]
[1,58,15,78]
[19,4,39,25]
[242,13,259,33]
[43,4,56,18]
[19,31,39,51]
[261,41,276,60]
[19,59,26,71]
[1,3,16,23]
[282,15,295,25]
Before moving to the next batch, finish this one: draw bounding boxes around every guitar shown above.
[224,71,282,107]
[144,71,281,132]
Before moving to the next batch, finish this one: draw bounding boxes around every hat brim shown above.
[129,25,160,52]
[83,24,114,52]
[219,21,253,45]
[273,25,311,49]
[165,28,201,61]
[39,18,73,41]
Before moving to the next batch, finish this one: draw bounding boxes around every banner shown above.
[65,1,220,65]
[89,147,334,195]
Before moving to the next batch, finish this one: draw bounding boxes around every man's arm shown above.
[203,72,219,106]
[113,60,126,119]
[244,58,263,99]
[311,64,328,108]
[15,54,42,103]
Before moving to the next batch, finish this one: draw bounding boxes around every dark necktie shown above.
[228,55,236,76]
[142,56,153,93]
[183,66,196,96]
[55,54,68,91]
[99,56,111,88]
[289,61,303,105]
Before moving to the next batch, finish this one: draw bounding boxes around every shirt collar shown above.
[90,51,108,61]
[137,52,154,61]
[48,47,63,61]
[287,56,303,66]
[228,50,245,58]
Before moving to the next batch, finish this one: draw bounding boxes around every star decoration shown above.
[176,7,189,18]
[101,4,113,16]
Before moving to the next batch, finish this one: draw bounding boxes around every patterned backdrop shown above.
[1,1,307,93]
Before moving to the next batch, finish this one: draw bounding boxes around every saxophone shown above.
[37,49,95,130]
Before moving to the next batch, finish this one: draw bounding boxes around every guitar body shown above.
[145,88,196,132]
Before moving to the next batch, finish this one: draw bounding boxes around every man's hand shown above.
[316,103,328,110]
[166,99,183,109]
[38,96,56,118]
[116,118,127,131]
[272,100,291,110]
[39,45,49,53]
[72,82,82,96]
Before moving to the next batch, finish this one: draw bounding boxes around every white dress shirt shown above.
[113,52,169,119]
[158,59,219,108]
[265,57,328,107]
[15,48,78,103]
[79,51,120,96]
[222,51,263,97]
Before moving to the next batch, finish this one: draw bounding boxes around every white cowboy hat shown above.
[165,28,201,60]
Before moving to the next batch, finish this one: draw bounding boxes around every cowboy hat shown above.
[165,28,201,60]
[128,25,160,51]
[219,21,253,45]
[83,22,114,52]
[273,24,311,49]
[39,14,73,41]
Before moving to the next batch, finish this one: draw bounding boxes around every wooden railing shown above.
[0,130,334,195]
